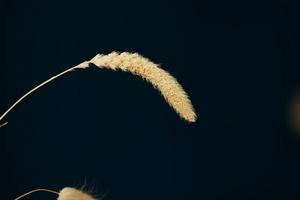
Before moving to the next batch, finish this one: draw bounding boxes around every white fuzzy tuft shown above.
[90,52,197,122]
[58,187,97,200]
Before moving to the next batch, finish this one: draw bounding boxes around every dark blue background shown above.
[0,0,300,199]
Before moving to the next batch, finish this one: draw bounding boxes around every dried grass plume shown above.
[58,187,97,200]
[90,52,197,122]
[14,187,97,200]
[0,51,196,127]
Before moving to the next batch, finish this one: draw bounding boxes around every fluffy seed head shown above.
[90,52,197,122]
[58,187,96,200]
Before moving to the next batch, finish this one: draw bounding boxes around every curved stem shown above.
[15,188,59,200]
[0,61,90,127]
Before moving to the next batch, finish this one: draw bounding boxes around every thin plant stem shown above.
[15,188,59,200]
[0,61,90,128]
[0,121,8,128]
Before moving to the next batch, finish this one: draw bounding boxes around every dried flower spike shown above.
[90,52,197,122]
[58,187,97,200]
[0,52,196,127]
[14,187,97,200]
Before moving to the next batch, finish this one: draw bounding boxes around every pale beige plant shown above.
[58,187,97,200]
[90,52,196,122]
[0,52,196,127]
[15,187,97,200]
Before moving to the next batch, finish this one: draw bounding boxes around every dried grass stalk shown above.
[14,187,97,200]
[0,61,90,127]
[15,188,59,200]
[0,52,196,127]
